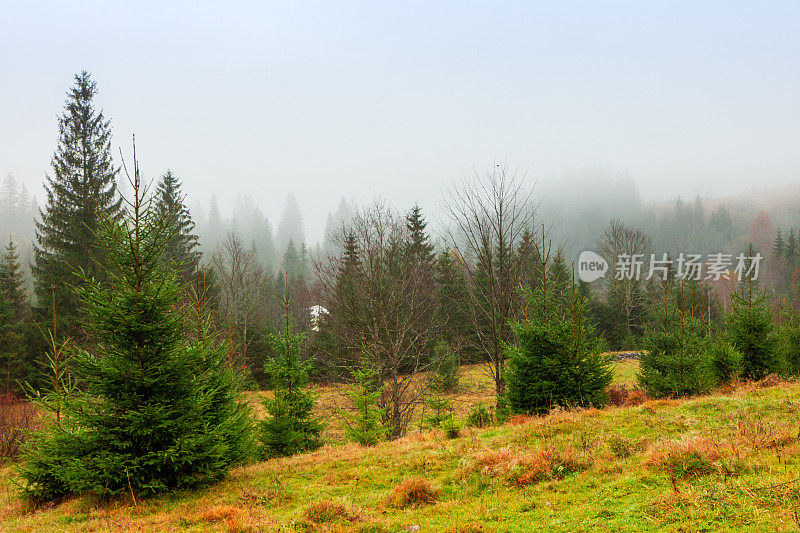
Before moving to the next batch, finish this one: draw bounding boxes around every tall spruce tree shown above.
[405,204,435,265]
[19,152,253,501]
[0,237,32,391]
[155,170,200,280]
[33,71,121,334]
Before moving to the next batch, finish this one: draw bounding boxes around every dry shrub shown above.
[606,386,649,407]
[0,392,40,460]
[463,445,591,486]
[606,435,633,458]
[735,412,794,450]
[606,385,628,407]
[755,373,785,388]
[644,436,729,478]
[387,476,439,508]
[508,414,532,425]
[302,499,360,524]
[625,390,649,406]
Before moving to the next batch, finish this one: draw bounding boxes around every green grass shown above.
[7,364,800,532]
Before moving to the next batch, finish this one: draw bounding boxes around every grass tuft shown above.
[387,477,439,508]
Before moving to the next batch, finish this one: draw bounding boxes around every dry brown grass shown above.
[302,498,361,524]
[461,445,591,487]
[645,436,727,478]
[387,476,439,508]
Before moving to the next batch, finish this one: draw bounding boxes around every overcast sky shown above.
[2,1,799,241]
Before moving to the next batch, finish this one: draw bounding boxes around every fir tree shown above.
[429,339,459,392]
[344,354,387,446]
[281,240,304,282]
[727,280,777,380]
[0,238,27,319]
[405,204,435,265]
[260,291,323,458]
[505,268,612,415]
[19,150,253,500]
[0,238,31,391]
[33,71,122,334]
[774,229,785,259]
[787,229,797,268]
[637,291,713,398]
[155,170,200,280]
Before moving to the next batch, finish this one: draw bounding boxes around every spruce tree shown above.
[787,229,797,269]
[0,238,31,391]
[154,170,200,280]
[344,355,387,446]
[434,250,473,358]
[260,293,323,458]
[405,204,435,265]
[19,155,253,501]
[637,291,713,398]
[774,229,785,259]
[726,280,777,380]
[505,267,612,415]
[33,71,122,334]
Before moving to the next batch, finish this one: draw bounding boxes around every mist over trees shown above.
[4,71,800,467]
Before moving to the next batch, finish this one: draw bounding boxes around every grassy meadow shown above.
[3,361,800,532]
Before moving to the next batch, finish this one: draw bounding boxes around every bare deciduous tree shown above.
[211,231,266,371]
[442,162,536,398]
[315,200,435,438]
[597,219,654,339]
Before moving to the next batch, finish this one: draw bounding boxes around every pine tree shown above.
[774,229,785,258]
[344,354,387,446]
[0,238,27,319]
[0,238,31,391]
[19,151,253,501]
[787,229,797,269]
[434,250,472,357]
[33,71,122,334]
[505,268,612,415]
[155,170,200,280]
[281,240,303,282]
[727,280,777,380]
[405,204,435,265]
[260,293,323,458]
[276,193,305,252]
[637,291,713,398]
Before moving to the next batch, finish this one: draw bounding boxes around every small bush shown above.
[387,476,439,508]
[441,416,462,439]
[422,392,453,429]
[607,435,633,458]
[466,404,494,428]
[606,385,626,407]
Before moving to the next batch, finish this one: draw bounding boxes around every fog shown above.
[2,1,799,245]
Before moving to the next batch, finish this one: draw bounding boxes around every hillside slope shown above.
[3,375,800,532]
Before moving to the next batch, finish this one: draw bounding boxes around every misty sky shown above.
[2,1,799,242]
